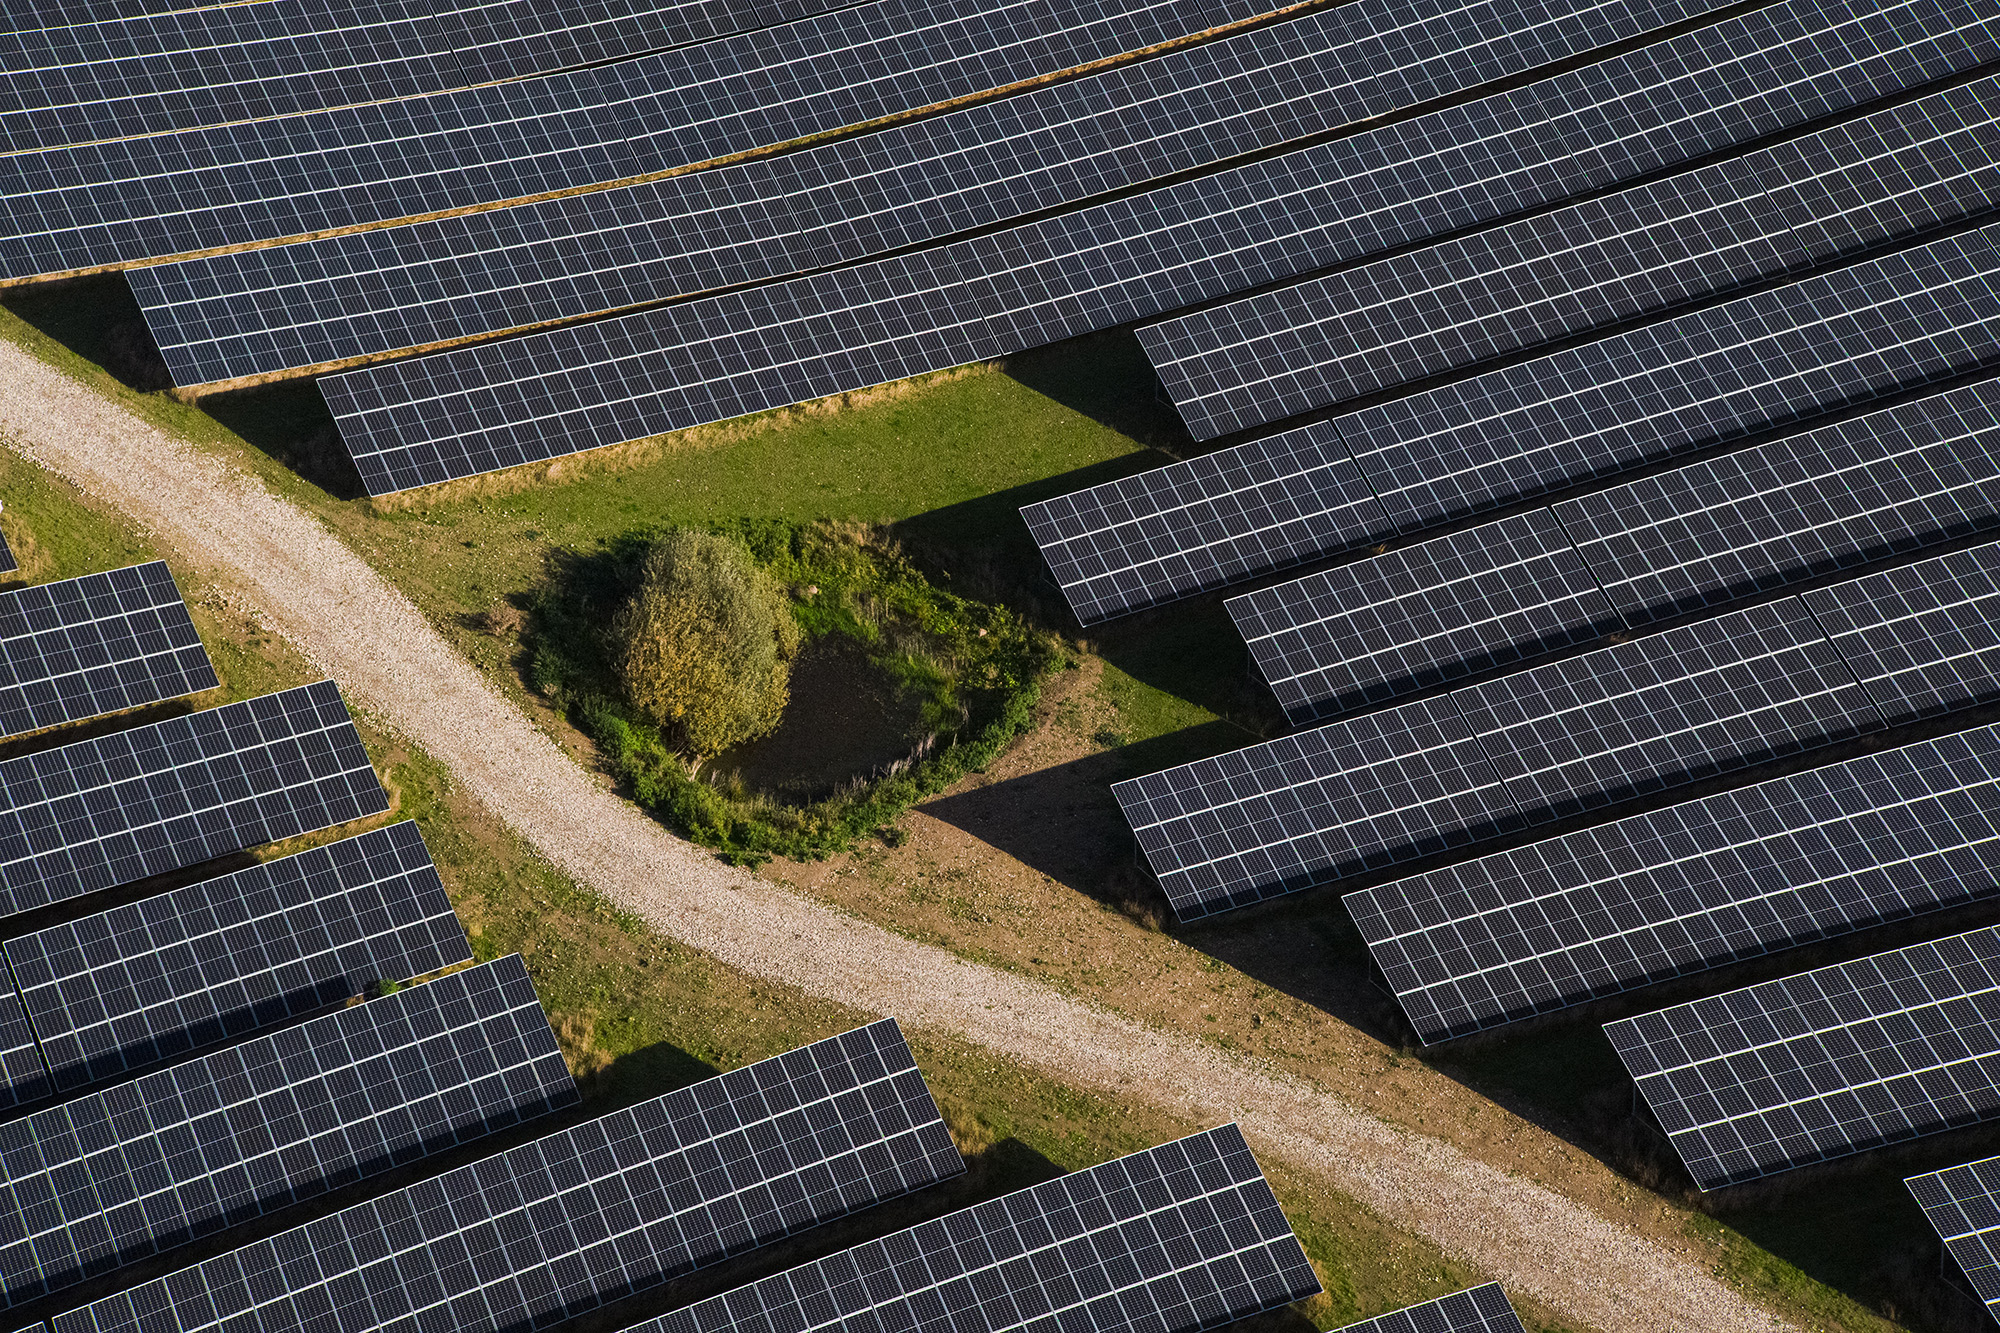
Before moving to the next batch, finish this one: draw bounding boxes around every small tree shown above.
[614,529,800,758]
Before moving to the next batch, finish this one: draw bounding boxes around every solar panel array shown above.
[0,998,43,1119]
[1140,74,2000,440]
[1607,925,2000,1188]
[0,954,575,1308]
[0,679,389,918]
[1347,723,2000,1043]
[622,1124,1319,1333]
[321,0,1996,495]
[1908,1154,2000,1313]
[131,0,1733,385]
[6,819,470,1095]
[0,560,217,740]
[1803,540,2000,720]
[55,1017,962,1333]
[0,0,1252,283]
[1333,1285,1527,1333]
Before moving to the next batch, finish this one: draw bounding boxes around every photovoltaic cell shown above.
[0,996,43,1116]
[0,0,1249,281]
[1907,1155,2000,1312]
[0,680,389,918]
[0,560,217,740]
[1453,599,1884,819]
[1226,509,1622,725]
[1607,925,2000,1188]
[1347,723,2000,1043]
[621,1125,1319,1333]
[1112,696,1524,919]
[1556,377,2000,620]
[5,819,470,1093]
[132,0,1733,384]
[322,0,1998,496]
[1333,1285,1526,1333]
[1140,75,2000,439]
[0,954,574,1308]
[1803,540,2000,721]
[53,1018,962,1333]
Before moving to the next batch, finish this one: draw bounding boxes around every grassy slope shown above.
[0,280,1918,1332]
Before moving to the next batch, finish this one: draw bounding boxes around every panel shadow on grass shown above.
[1000,329,1193,453]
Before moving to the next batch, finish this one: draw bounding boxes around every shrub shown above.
[612,529,801,757]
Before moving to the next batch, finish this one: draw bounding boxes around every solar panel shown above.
[0,560,217,739]
[1803,539,2000,721]
[1020,422,1390,626]
[1557,377,2000,621]
[0,680,389,918]
[1333,1285,1526,1333]
[1608,925,2000,1188]
[323,0,1990,495]
[1453,599,1884,820]
[0,953,574,1308]
[5,819,470,1093]
[0,0,1247,283]
[132,0,1733,385]
[1345,220,2000,532]
[54,1018,962,1333]
[1907,1154,2000,1313]
[622,1124,1319,1333]
[0,993,45,1116]
[0,534,14,576]
[1227,509,1622,725]
[1347,722,2000,1043]
[1113,696,1524,920]
[1140,75,2000,440]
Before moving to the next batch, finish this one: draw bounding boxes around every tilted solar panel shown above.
[0,534,14,576]
[0,954,574,1308]
[1333,1285,1526,1333]
[1803,539,2000,720]
[1348,722,2000,1043]
[1557,377,2000,620]
[0,560,217,739]
[134,0,1735,384]
[5,819,470,1093]
[1908,1155,2000,1313]
[0,680,389,917]
[1140,75,2000,439]
[621,1125,1319,1333]
[54,1019,961,1333]
[1455,600,1884,819]
[1112,696,1524,920]
[0,0,1250,282]
[323,0,1997,495]
[1608,925,2000,1188]
[1346,220,2000,532]
[1227,509,1622,725]
[0,995,43,1115]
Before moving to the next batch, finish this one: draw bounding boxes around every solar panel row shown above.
[0,533,14,577]
[1232,378,2000,724]
[0,679,389,919]
[1908,1154,2000,1313]
[133,0,1736,385]
[1029,203,2000,627]
[1607,924,2000,1188]
[0,954,574,1308]
[0,0,879,155]
[1119,542,2000,918]
[1347,721,2000,1042]
[1141,73,2000,440]
[1333,1285,1526,1333]
[321,0,1996,495]
[622,1124,1319,1333]
[0,0,1255,282]
[55,1018,963,1333]
[0,560,217,740]
[6,819,471,1097]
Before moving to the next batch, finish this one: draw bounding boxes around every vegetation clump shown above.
[611,529,800,757]
[529,519,1061,864]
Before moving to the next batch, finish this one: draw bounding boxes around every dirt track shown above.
[0,338,1793,1333]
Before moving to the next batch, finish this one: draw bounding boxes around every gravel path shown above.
[0,340,1792,1333]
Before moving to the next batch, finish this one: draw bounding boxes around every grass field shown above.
[0,274,1966,1332]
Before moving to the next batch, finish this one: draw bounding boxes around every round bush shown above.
[613,530,801,756]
